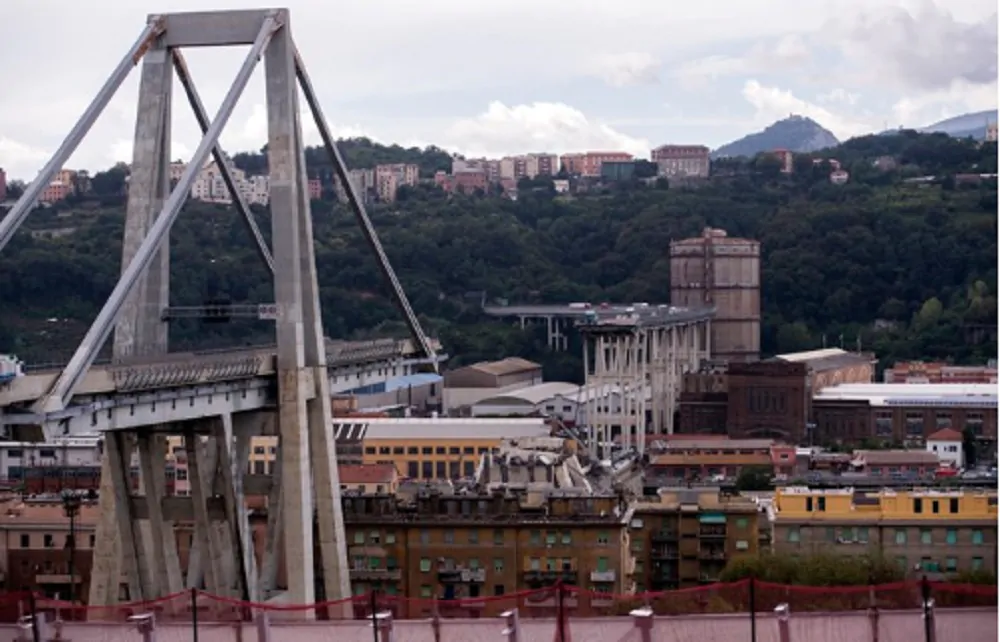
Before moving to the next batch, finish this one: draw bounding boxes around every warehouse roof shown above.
[475,381,581,406]
[332,417,551,441]
[463,357,541,377]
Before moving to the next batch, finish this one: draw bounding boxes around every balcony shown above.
[651,530,678,542]
[698,527,727,539]
[349,567,402,581]
[650,546,679,559]
[590,570,616,583]
[438,567,486,583]
[523,569,577,583]
[698,548,727,561]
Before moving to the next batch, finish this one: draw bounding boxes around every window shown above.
[89,534,96,548]
[494,558,504,572]
[407,447,418,455]
[386,532,396,544]
[387,556,398,570]
[913,499,923,514]
[419,558,431,572]
[435,447,445,455]
[896,556,908,569]
[494,585,505,596]
[817,497,826,512]
[921,558,938,572]
[420,585,432,598]
[920,529,931,545]
[972,557,984,571]
[354,531,364,544]
[469,558,480,569]
[596,557,609,572]
[972,530,984,545]
[529,558,540,571]
[806,497,813,512]
[561,531,572,545]
[444,530,454,544]
[420,530,430,545]
[392,447,404,455]
[735,518,749,529]
[44,534,54,548]
[946,529,957,545]
[493,529,504,545]
[546,532,557,545]
[530,530,541,545]
[787,527,800,543]
[421,447,432,455]
[826,528,835,542]
[631,539,643,552]
[368,557,380,570]
[463,447,474,454]
[946,557,957,572]
[895,529,907,545]
[364,447,376,455]
[932,501,939,514]
[858,527,869,544]
[597,531,609,545]
[435,461,446,478]
[950,498,959,513]
[19,534,29,548]
[407,461,418,478]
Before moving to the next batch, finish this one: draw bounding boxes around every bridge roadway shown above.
[483,303,715,327]
[0,337,442,439]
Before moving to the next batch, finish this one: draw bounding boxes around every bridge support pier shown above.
[581,319,710,458]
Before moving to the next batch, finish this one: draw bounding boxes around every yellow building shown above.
[771,487,998,576]
[336,417,554,480]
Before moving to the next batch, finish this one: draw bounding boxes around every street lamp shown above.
[61,490,82,605]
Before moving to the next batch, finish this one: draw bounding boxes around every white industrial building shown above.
[470,381,648,425]
[926,428,965,469]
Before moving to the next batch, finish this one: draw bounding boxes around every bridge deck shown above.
[1,338,438,406]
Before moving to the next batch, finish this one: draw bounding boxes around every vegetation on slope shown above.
[0,133,995,381]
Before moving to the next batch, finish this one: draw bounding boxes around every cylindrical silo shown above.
[669,227,760,362]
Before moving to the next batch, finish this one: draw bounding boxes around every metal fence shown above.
[2,578,995,642]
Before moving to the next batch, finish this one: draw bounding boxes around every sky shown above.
[0,0,997,180]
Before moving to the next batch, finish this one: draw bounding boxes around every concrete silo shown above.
[669,227,761,362]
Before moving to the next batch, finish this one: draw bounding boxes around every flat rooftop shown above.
[333,417,552,441]
[815,383,998,407]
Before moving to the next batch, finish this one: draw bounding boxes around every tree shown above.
[735,465,773,491]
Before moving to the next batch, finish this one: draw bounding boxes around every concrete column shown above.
[114,34,172,359]
[266,19,318,613]
[185,432,226,597]
[107,433,147,601]
[775,603,791,642]
[212,414,258,601]
[87,446,124,606]
[137,433,183,597]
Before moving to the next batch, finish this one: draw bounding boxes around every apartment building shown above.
[335,168,376,204]
[187,161,270,206]
[650,145,710,179]
[987,122,997,143]
[38,169,78,204]
[631,488,760,591]
[0,500,100,598]
[344,417,554,480]
[884,361,998,384]
[771,487,998,577]
[341,490,633,617]
[773,149,794,173]
[375,163,419,203]
[812,383,997,449]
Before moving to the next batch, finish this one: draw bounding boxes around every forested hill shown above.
[0,132,996,381]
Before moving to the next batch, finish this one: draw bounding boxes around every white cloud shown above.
[670,34,812,89]
[589,52,662,87]
[890,78,999,128]
[0,137,51,180]
[817,89,860,107]
[741,80,876,139]
[444,102,650,159]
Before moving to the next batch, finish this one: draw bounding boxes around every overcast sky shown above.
[0,0,996,180]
